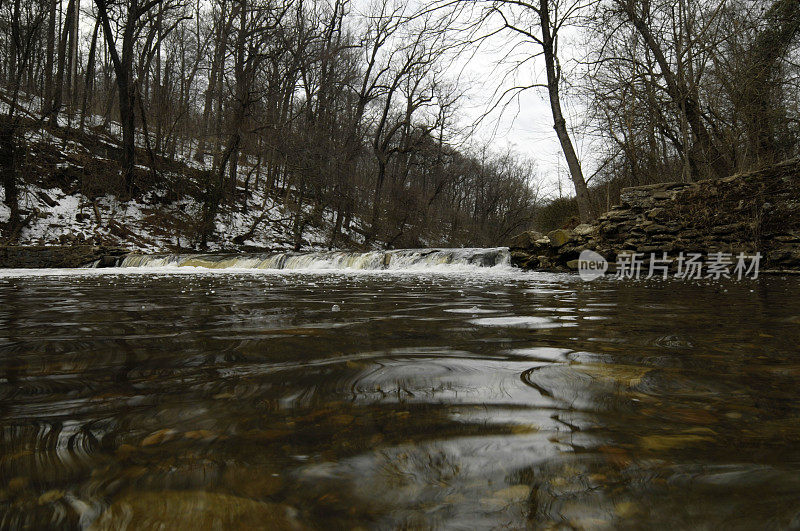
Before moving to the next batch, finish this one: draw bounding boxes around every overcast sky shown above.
[450,24,597,200]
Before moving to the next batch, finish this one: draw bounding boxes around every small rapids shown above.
[113,248,511,271]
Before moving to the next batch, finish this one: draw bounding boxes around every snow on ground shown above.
[6,179,353,252]
[0,189,8,224]
[1,105,362,251]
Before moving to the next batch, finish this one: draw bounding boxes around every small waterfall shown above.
[117,248,511,271]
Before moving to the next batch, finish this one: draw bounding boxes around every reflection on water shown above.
[1,270,799,528]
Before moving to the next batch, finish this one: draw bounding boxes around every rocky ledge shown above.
[510,158,800,273]
[0,245,128,268]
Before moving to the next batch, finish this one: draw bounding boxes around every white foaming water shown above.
[116,248,512,272]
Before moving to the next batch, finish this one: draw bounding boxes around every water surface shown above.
[0,268,799,529]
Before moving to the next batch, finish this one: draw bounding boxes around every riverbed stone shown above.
[89,491,303,530]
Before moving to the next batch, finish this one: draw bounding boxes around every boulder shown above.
[643,224,672,235]
[547,229,574,248]
[573,223,596,237]
[96,255,120,268]
[508,230,544,249]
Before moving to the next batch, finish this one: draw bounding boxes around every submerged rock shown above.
[90,491,304,530]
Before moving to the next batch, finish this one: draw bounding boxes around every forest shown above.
[0,0,798,250]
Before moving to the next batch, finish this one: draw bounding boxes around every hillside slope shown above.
[0,120,362,252]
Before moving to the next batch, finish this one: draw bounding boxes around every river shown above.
[0,251,799,529]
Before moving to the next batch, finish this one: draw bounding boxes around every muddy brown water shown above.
[0,268,799,529]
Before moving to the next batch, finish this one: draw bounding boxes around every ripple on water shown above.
[2,272,800,529]
[468,316,576,329]
[443,306,501,314]
[345,356,544,406]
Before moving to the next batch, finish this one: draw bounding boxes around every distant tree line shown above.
[436,0,800,224]
[583,0,800,212]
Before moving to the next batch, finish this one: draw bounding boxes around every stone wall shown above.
[510,158,800,272]
[0,245,128,268]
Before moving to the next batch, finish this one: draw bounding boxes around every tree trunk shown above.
[196,0,228,162]
[118,75,136,189]
[619,0,729,179]
[367,160,387,245]
[0,118,19,237]
[50,0,76,125]
[42,0,57,117]
[95,0,137,190]
[539,0,594,222]
[80,20,100,130]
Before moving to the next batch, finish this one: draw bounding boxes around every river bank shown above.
[3,159,798,271]
[510,158,800,274]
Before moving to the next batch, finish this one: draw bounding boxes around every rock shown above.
[508,230,544,249]
[223,468,283,499]
[606,208,634,220]
[38,490,65,505]
[493,484,532,503]
[89,491,304,530]
[505,163,793,272]
[37,191,58,208]
[510,251,530,268]
[652,190,673,200]
[523,256,542,269]
[643,224,671,235]
[711,223,747,235]
[140,428,178,447]
[547,229,574,248]
[96,255,119,268]
[0,245,128,269]
[566,259,580,270]
[8,477,28,492]
[637,245,662,253]
[556,245,582,262]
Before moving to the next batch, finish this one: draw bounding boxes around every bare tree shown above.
[0,0,47,239]
[94,0,187,191]
[442,0,596,222]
